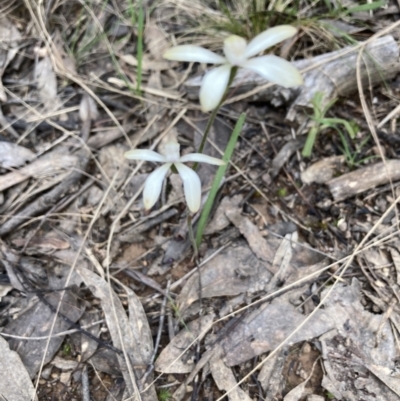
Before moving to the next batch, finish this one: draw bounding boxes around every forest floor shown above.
[1,1,400,401]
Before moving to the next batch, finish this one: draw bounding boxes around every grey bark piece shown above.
[327,160,400,201]
[0,336,37,401]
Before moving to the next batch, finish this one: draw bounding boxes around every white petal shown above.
[179,153,225,165]
[200,64,231,112]
[243,55,303,88]
[245,25,298,58]
[175,162,202,213]
[143,163,171,210]
[223,35,247,66]
[124,149,166,162]
[163,45,226,64]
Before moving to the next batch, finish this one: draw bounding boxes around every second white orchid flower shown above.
[163,25,303,112]
[124,140,225,213]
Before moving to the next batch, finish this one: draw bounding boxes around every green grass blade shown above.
[136,0,144,94]
[196,113,246,248]
[302,126,319,157]
[344,0,384,14]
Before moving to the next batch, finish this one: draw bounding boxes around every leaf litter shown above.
[1,1,400,400]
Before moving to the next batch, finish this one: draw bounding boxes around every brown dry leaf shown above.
[270,231,297,281]
[118,243,147,264]
[320,279,398,400]
[129,72,166,146]
[210,356,253,401]
[283,359,317,401]
[77,310,102,362]
[11,234,70,252]
[34,55,62,113]
[169,172,185,203]
[364,363,400,397]
[79,94,99,122]
[77,266,157,400]
[120,53,172,71]
[0,283,13,300]
[0,17,21,102]
[0,141,35,168]
[144,20,169,60]
[204,195,242,235]
[2,279,84,378]
[0,336,37,401]
[51,30,76,75]
[98,144,130,188]
[220,299,333,367]
[390,248,400,285]
[155,314,215,374]
[270,138,305,179]
[177,241,272,315]
[226,207,277,272]
[0,154,78,191]
[301,156,344,184]
[257,348,287,393]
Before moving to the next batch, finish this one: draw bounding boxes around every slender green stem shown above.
[187,214,198,260]
[196,113,246,248]
[193,67,238,170]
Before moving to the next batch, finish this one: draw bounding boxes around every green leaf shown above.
[196,113,246,248]
[302,126,319,157]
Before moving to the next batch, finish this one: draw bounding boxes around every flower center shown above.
[223,35,247,66]
[163,141,181,162]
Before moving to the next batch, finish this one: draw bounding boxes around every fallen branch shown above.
[327,160,400,201]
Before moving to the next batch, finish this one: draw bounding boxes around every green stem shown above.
[187,214,198,261]
[193,66,238,170]
[136,0,144,94]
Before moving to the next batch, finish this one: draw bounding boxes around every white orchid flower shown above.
[124,140,225,213]
[163,25,303,112]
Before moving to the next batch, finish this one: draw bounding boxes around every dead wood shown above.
[327,160,400,201]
